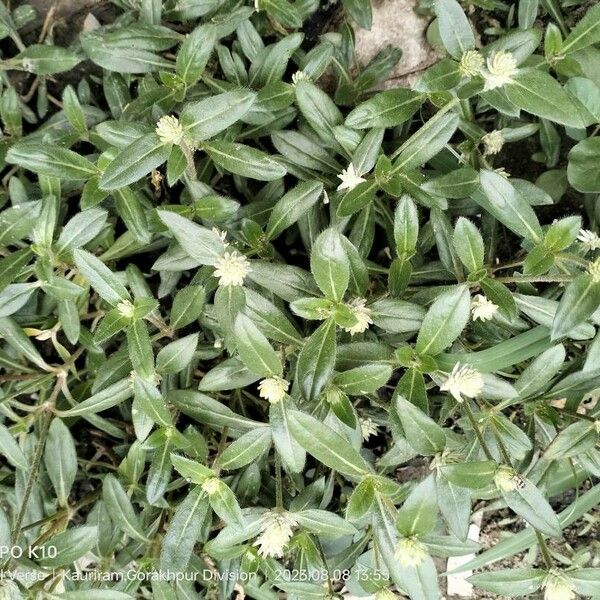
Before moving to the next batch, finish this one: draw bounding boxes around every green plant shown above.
[1,0,600,598]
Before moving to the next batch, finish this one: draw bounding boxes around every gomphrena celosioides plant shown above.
[1,0,600,598]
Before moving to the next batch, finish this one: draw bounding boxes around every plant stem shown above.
[463,400,494,461]
[275,453,283,509]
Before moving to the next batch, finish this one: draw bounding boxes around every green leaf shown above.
[0,249,32,294]
[204,140,287,181]
[0,317,50,371]
[269,399,306,474]
[441,460,497,489]
[6,143,97,180]
[416,285,470,356]
[156,333,198,374]
[294,80,343,144]
[453,217,484,272]
[160,488,209,572]
[171,453,213,483]
[218,428,272,470]
[99,133,171,190]
[207,480,244,527]
[396,475,438,537]
[127,319,154,379]
[296,319,337,402]
[266,180,324,240]
[157,210,226,264]
[57,378,133,417]
[552,274,600,340]
[396,397,446,455]
[55,208,108,255]
[176,24,217,85]
[310,228,350,302]
[544,420,597,460]
[500,477,561,537]
[333,364,392,395]
[561,3,600,54]
[505,69,587,129]
[74,249,130,306]
[44,418,77,507]
[567,136,600,193]
[132,374,172,427]
[294,509,357,537]
[0,422,28,470]
[0,283,38,318]
[468,569,545,597]
[37,527,97,568]
[435,0,475,59]
[345,89,422,129]
[393,112,459,172]
[287,410,371,479]
[475,170,543,243]
[170,285,205,329]
[12,44,82,74]
[181,89,256,142]
[234,313,281,377]
[102,475,148,542]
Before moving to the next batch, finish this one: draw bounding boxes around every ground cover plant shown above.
[1,0,600,598]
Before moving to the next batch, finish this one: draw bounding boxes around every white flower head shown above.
[394,537,428,568]
[483,50,518,90]
[588,257,600,283]
[201,477,221,496]
[578,229,600,253]
[117,300,135,319]
[440,363,484,402]
[213,250,251,287]
[482,130,504,155]
[459,49,484,77]
[254,511,298,558]
[543,571,575,600]
[337,163,366,192]
[471,294,499,322]
[343,298,373,336]
[360,417,378,441]
[494,465,519,493]
[291,70,311,86]
[155,115,184,145]
[375,590,399,600]
[258,376,289,404]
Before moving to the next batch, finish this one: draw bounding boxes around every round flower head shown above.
[588,257,600,283]
[494,465,519,493]
[471,294,498,322]
[394,537,428,568]
[343,298,373,336]
[440,363,484,402]
[254,511,298,558]
[337,163,367,192]
[577,229,600,253]
[117,300,135,319]
[459,49,484,77]
[291,70,310,85]
[483,50,518,90]
[360,417,378,441]
[543,571,575,600]
[258,376,289,404]
[201,477,221,496]
[213,250,251,287]
[155,115,184,145]
[482,130,504,155]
